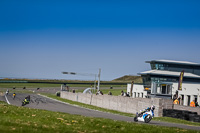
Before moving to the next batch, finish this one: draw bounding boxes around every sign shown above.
[178,70,184,91]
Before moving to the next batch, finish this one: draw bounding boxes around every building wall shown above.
[172,82,200,106]
[126,82,200,107]
[61,91,170,117]
[127,84,147,98]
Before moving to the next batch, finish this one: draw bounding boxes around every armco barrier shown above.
[61,91,174,117]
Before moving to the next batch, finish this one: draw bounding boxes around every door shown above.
[181,95,184,105]
[161,84,166,94]
[187,95,191,106]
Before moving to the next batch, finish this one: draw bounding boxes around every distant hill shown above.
[112,75,143,83]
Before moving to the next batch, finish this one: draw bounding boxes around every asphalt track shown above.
[2,93,200,131]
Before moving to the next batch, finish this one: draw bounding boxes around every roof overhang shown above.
[138,70,200,79]
[145,60,200,67]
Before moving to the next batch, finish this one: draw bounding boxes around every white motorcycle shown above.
[134,105,155,123]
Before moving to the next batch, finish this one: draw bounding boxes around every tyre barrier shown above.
[163,109,200,122]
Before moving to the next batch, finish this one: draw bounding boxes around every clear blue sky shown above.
[0,0,200,80]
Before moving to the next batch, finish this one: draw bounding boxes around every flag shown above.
[178,70,184,91]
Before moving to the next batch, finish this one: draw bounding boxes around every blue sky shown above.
[0,0,200,80]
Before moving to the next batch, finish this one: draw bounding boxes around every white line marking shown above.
[5,95,10,104]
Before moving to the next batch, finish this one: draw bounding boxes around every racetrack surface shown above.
[2,93,200,131]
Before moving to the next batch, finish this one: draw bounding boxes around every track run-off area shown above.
[1,93,200,131]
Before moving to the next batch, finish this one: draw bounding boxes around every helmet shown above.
[151,105,155,110]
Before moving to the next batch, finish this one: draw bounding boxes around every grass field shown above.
[0,82,126,89]
[75,88,124,96]
[0,82,126,96]
[0,101,198,133]
[0,83,61,88]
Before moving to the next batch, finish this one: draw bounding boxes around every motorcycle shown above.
[134,105,155,123]
[21,97,30,106]
[22,99,29,106]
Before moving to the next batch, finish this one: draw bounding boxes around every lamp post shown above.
[62,68,101,92]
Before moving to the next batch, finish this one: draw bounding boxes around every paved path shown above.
[2,93,200,131]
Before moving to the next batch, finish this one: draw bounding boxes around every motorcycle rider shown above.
[6,89,9,95]
[13,93,16,99]
[137,105,155,117]
[24,95,30,104]
[26,95,30,100]
[134,105,155,123]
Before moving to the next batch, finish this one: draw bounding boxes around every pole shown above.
[94,74,97,93]
[97,68,101,91]
[130,81,134,97]
[62,70,100,93]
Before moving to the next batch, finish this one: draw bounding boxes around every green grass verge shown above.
[154,117,200,127]
[41,93,200,127]
[0,83,125,88]
[100,89,124,96]
[0,101,6,104]
[75,88,125,96]
[0,89,34,95]
[0,102,197,133]
[0,83,61,88]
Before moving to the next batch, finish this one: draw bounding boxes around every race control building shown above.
[127,60,200,106]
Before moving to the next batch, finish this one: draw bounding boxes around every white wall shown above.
[172,82,200,106]
[127,82,200,106]
[127,84,147,98]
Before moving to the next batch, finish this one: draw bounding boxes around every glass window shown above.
[194,69,200,75]
[151,64,156,70]
[155,64,159,70]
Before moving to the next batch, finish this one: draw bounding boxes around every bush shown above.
[56,91,60,97]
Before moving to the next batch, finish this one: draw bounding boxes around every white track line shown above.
[38,94,71,105]
[4,94,10,104]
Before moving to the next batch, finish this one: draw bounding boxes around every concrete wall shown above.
[61,91,174,117]
[173,104,200,115]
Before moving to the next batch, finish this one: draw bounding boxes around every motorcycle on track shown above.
[22,95,30,106]
[134,105,155,123]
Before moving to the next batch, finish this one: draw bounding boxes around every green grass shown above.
[0,88,34,95]
[101,89,124,96]
[154,117,200,127]
[0,83,125,88]
[0,102,197,133]
[0,83,61,88]
[75,88,125,96]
